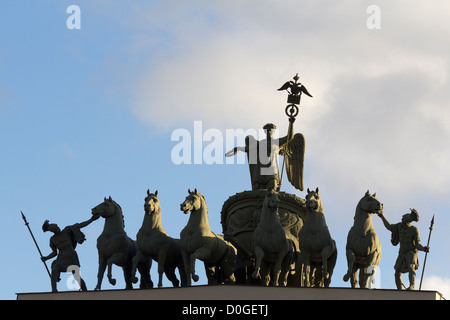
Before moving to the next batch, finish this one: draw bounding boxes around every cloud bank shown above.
[124,1,450,201]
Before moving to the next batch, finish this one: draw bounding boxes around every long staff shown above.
[21,211,51,278]
[419,215,434,290]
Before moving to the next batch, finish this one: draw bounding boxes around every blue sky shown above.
[2,1,450,299]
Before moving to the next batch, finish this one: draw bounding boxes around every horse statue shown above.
[252,190,294,286]
[297,188,337,287]
[343,190,383,288]
[92,196,152,290]
[131,189,187,288]
[180,189,237,286]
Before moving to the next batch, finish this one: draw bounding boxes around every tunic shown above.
[390,222,420,273]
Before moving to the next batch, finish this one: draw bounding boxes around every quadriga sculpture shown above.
[92,196,152,290]
[252,190,294,286]
[131,189,187,288]
[343,191,383,288]
[297,188,337,287]
[180,189,237,286]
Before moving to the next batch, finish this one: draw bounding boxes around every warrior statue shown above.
[41,215,99,292]
[377,208,430,290]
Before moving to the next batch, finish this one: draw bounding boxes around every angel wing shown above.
[280,133,305,191]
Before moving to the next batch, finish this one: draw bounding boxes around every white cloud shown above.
[125,1,450,203]
[129,1,369,131]
[421,275,450,299]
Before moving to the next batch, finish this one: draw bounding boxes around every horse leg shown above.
[190,247,211,282]
[78,277,88,291]
[300,251,312,287]
[137,259,153,289]
[362,250,380,288]
[106,253,125,286]
[123,265,133,290]
[181,249,192,286]
[321,245,334,282]
[177,260,188,287]
[281,241,295,287]
[297,250,309,287]
[131,249,145,284]
[351,267,358,288]
[204,263,216,285]
[343,248,356,284]
[157,244,170,288]
[252,246,264,281]
[359,266,368,288]
[260,261,271,286]
[95,257,107,290]
[280,252,292,287]
[272,246,289,286]
[221,246,236,284]
[164,265,180,288]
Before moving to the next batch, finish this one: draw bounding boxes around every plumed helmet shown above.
[42,220,50,232]
[410,208,420,222]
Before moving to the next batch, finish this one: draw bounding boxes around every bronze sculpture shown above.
[297,188,337,287]
[131,189,187,288]
[92,196,152,290]
[225,122,305,192]
[180,189,237,286]
[23,72,441,294]
[221,190,305,285]
[377,208,430,290]
[41,215,98,292]
[343,191,382,288]
[252,190,293,286]
[221,74,311,286]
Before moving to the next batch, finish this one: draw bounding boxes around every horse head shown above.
[263,190,280,211]
[180,188,205,214]
[305,188,323,212]
[144,189,160,215]
[92,196,118,219]
[359,190,383,214]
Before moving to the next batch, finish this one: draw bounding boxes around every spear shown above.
[419,214,434,290]
[21,211,51,279]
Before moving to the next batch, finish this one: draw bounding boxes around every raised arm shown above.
[377,212,393,232]
[225,146,246,157]
[279,118,295,147]
[77,215,99,228]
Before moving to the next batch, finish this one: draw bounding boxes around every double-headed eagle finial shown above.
[277,73,313,102]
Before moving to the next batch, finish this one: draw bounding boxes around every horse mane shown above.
[192,190,208,212]
[110,198,126,228]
